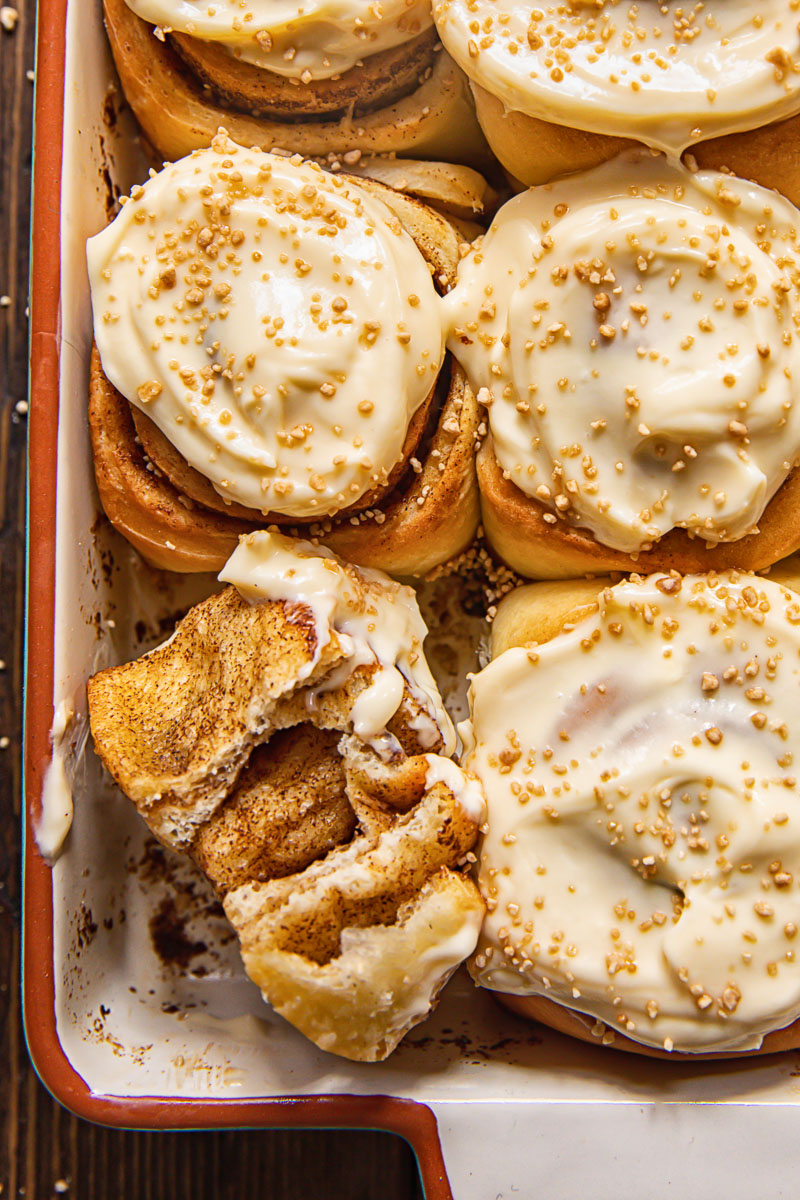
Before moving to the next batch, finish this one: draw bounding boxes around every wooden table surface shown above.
[0,5,423,1196]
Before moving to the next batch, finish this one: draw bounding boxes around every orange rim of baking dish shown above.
[22,1,452,1193]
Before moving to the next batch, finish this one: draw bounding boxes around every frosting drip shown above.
[465,571,800,1052]
[434,0,800,155]
[124,0,434,79]
[444,153,800,554]
[87,138,444,520]
[219,530,456,754]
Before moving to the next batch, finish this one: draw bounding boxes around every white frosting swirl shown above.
[434,0,800,155]
[444,153,800,554]
[465,571,800,1053]
[87,139,444,520]
[124,0,434,79]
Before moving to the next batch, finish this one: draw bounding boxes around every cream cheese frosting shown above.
[220,530,457,754]
[124,0,434,79]
[464,571,800,1052]
[87,136,444,521]
[444,152,800,555]
[434,0,800,156]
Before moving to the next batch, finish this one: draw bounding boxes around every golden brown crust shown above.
[129,407,259,522]
[169,27,439,120]
[102,0,491,167]
[489,568,800,1058]
[488,578,607,656]
[88,564,481,1060]
[91,348,480,576]
[320,361,480,575]
[498,993,800,1060]
[477,436,800,580]
[88,348,259,573]
[471,81,800,206]
[342,158,498,223]
[471,83,634,187]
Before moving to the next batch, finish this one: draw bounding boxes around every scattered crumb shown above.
[426,534,523,620]
[0,738,9,750]
[0,296,10,308]
[0,7,18,32]
[54,1182,70,1196]
[26,68,33,81]
[15,399,28,416]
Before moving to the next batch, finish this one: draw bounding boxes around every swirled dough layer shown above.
[87,137,444,520]
[444,153,800,554]
[124,0,434,79]
[434,0,800,155]
[465,571,800,1053]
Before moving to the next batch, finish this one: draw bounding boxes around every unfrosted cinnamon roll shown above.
[433,0,800,203]
[103,0,491,168]
[87,136,481,575]
[444,152,800,579]
[464,565,800,1057]
[88,531,485,1060]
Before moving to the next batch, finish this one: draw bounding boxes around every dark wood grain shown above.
[0,5,423,1196]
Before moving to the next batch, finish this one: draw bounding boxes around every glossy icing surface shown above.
[465,572,800,1052]
[444,153,800,554]
[125,0,434,79]
[88,138,444,520]
[434,0,800,154]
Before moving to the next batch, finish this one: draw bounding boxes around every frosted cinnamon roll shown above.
[87,136,480,575]
[103,0,490,168]
[433,0,800,202]
[444,152,800,579]
[88,531,485,1060]
[464,567,800,1056]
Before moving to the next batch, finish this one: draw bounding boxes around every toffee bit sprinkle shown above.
[468,571,800,1054]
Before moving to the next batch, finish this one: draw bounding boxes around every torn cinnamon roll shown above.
[87,532,485,1059]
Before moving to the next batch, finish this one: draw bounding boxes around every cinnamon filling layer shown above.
[169,27,440,121]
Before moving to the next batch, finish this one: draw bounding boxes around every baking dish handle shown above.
[429,1097,800,1199]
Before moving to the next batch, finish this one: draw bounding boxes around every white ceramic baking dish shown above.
[24,2,800,1196]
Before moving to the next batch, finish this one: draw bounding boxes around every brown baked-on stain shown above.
[98,86,124,220]
[148,895,208,971]
[101,87,119,132]
[399,1025,543,1062]
[97,133,122,221]
[75,903,99,951]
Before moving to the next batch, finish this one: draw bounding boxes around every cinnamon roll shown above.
[87,136,481,576]
[444,152,800,579]
[433,0,800,203]
[103,0,491,168]
[87,531,485,1060]
[464,566,800,1057]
